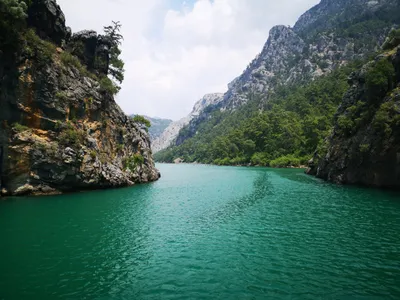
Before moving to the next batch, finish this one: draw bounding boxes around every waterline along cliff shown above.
[0,0,160,196]
[307,37,400,188]
[154,0,400,189]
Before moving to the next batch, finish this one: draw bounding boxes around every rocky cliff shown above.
[0,0,159,196]
[173,0,400,145]
[152,93,223,153]
[307,41,400,188]
[142,116,172,142]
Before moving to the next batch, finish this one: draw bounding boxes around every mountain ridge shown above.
[167,0,400,147]
[155,0,400,189]
[152,93,224,153]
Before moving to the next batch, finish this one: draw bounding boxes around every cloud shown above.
[58,0,320,120]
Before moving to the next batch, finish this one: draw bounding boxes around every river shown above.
[1,164,400,299]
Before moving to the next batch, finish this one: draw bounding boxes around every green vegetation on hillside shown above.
[0,0,29,54]
[382,28,400,50]
[155,61,365,167]
[335,56,397,139]
[298,1,400,47]
[140,116,173,140]
[132,115,151,131]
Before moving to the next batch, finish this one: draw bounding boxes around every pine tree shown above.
[103,21,125,85]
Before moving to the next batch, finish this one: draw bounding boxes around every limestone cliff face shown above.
[0,0,159,196]
[152,93,224,153]
[307,45,400,188]
[141,116,172,142]
[173,0,399,145]
[219,0,399,110]
[294,0,399,36]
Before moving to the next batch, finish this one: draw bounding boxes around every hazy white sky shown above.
[58,0,319,120]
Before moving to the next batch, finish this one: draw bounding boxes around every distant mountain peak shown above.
[151,93,224,153]
[162,0,400,158]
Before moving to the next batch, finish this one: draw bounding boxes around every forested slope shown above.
[155,0,400,170]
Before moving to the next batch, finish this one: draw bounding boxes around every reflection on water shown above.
[0,164,400,299]
[197,172,273,228]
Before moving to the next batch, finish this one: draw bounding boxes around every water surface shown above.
[1,164,400,299]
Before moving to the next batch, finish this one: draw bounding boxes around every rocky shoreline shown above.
[306,45,400,189]
[0,0,160,197]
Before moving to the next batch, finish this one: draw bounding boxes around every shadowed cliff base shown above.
[0,0,160,196]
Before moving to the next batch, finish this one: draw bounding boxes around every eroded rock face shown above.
[294,0,399,36]
[0,52,159,196]
[141,117,172,142]
[28,0,71,46]
[173,0,399,146]
[152,93,224,153]
[307,47,400,189]
[221,25,307,110]
[0,2,160,197]
[67,30,111,76]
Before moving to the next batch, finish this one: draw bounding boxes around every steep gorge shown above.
[174,0,400,144]
[155,0,400,188]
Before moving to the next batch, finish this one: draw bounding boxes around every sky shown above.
[57,0,320,120]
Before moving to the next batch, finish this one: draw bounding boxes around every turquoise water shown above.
[1,164,400,299]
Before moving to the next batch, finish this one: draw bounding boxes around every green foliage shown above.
[0,0,28,52]
[382,28,400,50]
[359,144,370,153]
[35,142,47,152]
[156,51,395,167]
[372,99,400,136]
[103,21,125,90]
[24,29,56,65]
[337,115,355,134]
[60,51,97,80]
[34,141,58,157]
[250,152,269,166]
[155,62,360,166]
[90,150,97,159]
[69,40,85,60]
[109,46,125,83]
[299,1,400,50]
[270,155,302,168]
[132,115,151,129]
[59,127,85,147]
[54,120,62,131]
[335,100,376,136]
[55,91,68,101]
[164,31,398,169]
[60,51,82,68]
[365,58,396,101]
[99,76,120,95]
[124,153,144,171]
[0,0,27,19]
[12,122,29,133]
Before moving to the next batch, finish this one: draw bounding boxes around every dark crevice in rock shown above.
[28,0,71,46]
[307,46,400,189]
[0,0,160,197]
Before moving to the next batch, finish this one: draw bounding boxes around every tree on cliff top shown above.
[132,115,151,131]
[0,0,27,20]
[0,0,28,49]
[103,21,125,85]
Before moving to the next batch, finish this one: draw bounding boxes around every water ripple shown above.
[0,164,400,299]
